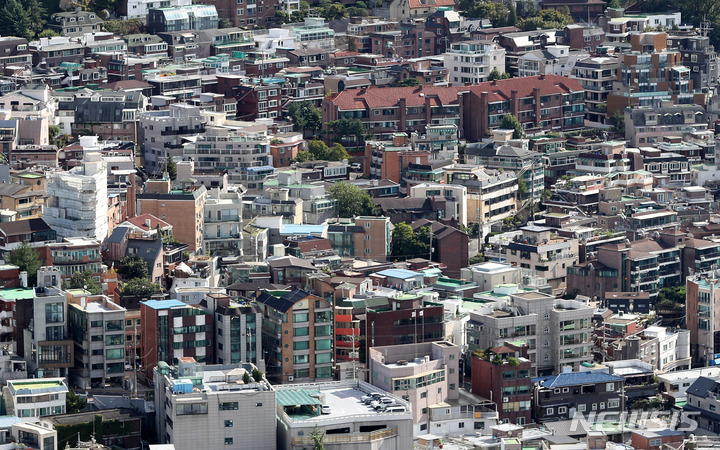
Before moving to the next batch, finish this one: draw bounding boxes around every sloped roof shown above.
[0,218,52,237]
[686,376,720,397]
[256,289,315,313]
[533,371,624,388]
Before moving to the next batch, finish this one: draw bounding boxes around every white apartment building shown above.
[619,326,692,373]
[68,294,127,389]
[4,378,68,418]
[122,0,191,20]
[184,125,272,173]
[467,291,594,376]
[369,341,460,436]
[24,287,73,379]
[141,103,206,173]
[444,40,505,86]
[204,187,243,257]
[409,183,467,226]
[43,150,108,241]
[658,366,720,404]
[501,225,579,293]
[154,359,276,450]
[518,45,586,78]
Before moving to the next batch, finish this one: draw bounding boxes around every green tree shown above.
[465,1,508,27]
[517,0,536,18]
[612,109,625,136]
[328,182,377,218]
[38,29,59,38]
[275,10,290,23]
[166,157,177,181]
[347,35,357,51]
[0,0,33,40]
[68,270,102,295]
[347,5,368,16]
[251,368,263,382]
[48,125,61,146]
[219,18,233,28]
[322,3,347,19]
[120,255,149,280]
[310,425,325,450]
[287,101,322,134]
[397,77,421,87]
[66,389,87,414]
[507,3,517,26]
[500,113,523,139]
[390,223,431,261]
[243,372,251,384]
[326,143,350,161]
[121,278,160,299]
[294,150,313,162]
[517,8,573,31]
[327,118,369,145]
[5,242,40,286]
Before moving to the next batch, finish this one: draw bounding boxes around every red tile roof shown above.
[127,213,172,231]
[327,75,584,110]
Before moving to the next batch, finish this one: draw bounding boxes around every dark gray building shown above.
[533,371,626,422]
[684,376,720,434]
[667,34,718,93]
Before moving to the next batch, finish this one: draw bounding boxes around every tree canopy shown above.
[517,8,573,31]
[390,224,432,261]
[327,118,369,145]
[0,0,46,41]
[488,68,511,81]
[68,270,102,295]
[120,255,149,280]
[328,182,378,218]
[500,114,524,139]
[121,278,160,299]
[296,140,350,162]
[397,77,421,87]
[5,242,41,286]
[287,101,322,134]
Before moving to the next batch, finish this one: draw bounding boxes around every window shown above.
[558,406,567,414]
[649,439,662,447]
[606,383,615,392]
[608,399,620,408]
[578,404,586,412]
[225,420,233,427]
[421,392,427,398]
[45,303,64,323]
[219,402,238,410]
[225,438,233,445]
[546,407,554,415]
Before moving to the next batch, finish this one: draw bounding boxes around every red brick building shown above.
[472,344,533,425]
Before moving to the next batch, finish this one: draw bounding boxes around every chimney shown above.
[539,74,546,80]
[145,218,152,228]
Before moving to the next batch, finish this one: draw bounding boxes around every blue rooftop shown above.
[0,416,21,428]
[242,166,275,172]
[141,299,187,310]
[533,371,624,388]
[281,224,327,235]
[375,268,422,279]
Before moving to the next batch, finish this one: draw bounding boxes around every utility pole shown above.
[413,310,417,359]
[428,225,433,262]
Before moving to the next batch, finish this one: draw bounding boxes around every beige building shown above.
[245,187,303,224]
[369,341,460,436]
[501,225,579,294]
[137,179,207,252]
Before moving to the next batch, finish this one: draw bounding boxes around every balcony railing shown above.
[292,428,398,445]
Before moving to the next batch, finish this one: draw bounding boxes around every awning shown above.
[276,390,322,407]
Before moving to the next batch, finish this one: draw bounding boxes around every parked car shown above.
[370,397,394,410]
[383,405,406,413]
[350,163,362,171]
[361,393,383,404]
[321,405,331,415]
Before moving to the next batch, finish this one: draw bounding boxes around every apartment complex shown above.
[686,274,720,366]
[140,103,206,173]
[3,378,68,419]
[154,358,276,450]
[443,40,506,85]
[322,75,586,142]
[255,289,334,384]
[467,291,594,375]
[369,341,460,435]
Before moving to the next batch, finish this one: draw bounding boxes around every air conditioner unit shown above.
[288,376,294,381]
[503,397,509,403]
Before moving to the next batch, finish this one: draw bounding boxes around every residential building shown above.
[0,218,56,254]
[562,24,605,51]
[625,104,708,147]
[140,299,213,374]
[276,380,413,449]
[0,182,45,220]
[544,0,605,22]
[147,4,219,34]
[121,0,191,19]
[616,326,691,373]
[631,430,685,450]
[8,422,57,450]
[500,225,579,293]
[204,187,242,257]
[255,289,334,383]
[443,40,505,86]
[533,371,625,421]
[603,10,682,42]
[140,104,206,174]
[209,295,262,366]
[56,89,144,142]
[606,32,701,116]
[471,344,532,425]
[154,359,275,450]
[184,125,271,173]
[47,409,142,450]
[22,287,74,378]
[49,10,103,36]
[496,30,560,76]
[460,262,522,292]
[327,216,393,261]
[658,367,720,406]
[389,0,455,20]
[322,75,586,143]
[369,341,460,435]
[68,294,127,389]
[684,376,720,434]
[136,179,207,252]
[466,291,594,375]
[572,56,619,125]
[518,45,586,78]
[686,274,720,366]
[43,151,108,242]
[3,378,67,418]
[667,33,718,92]
[411,219,469,278]
[0,37,31,68]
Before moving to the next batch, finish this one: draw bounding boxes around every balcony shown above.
[292,428,398,445]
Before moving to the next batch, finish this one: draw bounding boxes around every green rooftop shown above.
[0,288,34,300]
[11,380,64,390]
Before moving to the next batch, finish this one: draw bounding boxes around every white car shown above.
[350,163,362,171]
[370,397,394,410]
[361,393,383,404]
[320,405,331,415]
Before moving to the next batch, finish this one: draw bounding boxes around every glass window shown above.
[219,402,238,410]
[105,320,123,331]
[315,325,332,337]
[91,320,103,327]
[106,349,124,360]
[225,420,233,427]
[316,353,332,364]
[293,313,308,323]
[105,334,124,346]
[294,341,309,350]
[294,327,309,336]
[45,303,64,323]
[294,354,309,364]
[315,339,332,350]
[315,366,332,378]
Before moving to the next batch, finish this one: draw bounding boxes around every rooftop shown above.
[141,299,188,310]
